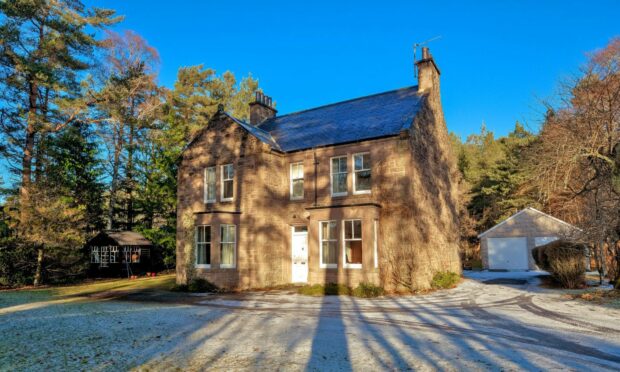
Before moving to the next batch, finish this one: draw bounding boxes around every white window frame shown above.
[100,246,109,267]
[91,247,100,263]
[195,225,211,269]
[290,162,304,200]
[221,164,234,202]
[342,219,363,269]
[319,220,338,269]
[353,152,371,194]
[204,167,216,203]
[220,224,237,269]
[373,220,378,269]
[110,246,119,264]
[330,155,348,197]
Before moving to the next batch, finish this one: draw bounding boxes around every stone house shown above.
[478,207,580,270]
[176,48,461,290]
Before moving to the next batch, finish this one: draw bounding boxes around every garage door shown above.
[488,237,528,270]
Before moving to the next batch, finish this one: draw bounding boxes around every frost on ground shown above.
[1,273,620,371]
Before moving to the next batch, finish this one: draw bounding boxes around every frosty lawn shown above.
[1,274,619,370]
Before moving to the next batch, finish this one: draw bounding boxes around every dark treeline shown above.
[0,1,259,286]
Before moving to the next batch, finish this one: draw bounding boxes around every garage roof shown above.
[477,207,579,238]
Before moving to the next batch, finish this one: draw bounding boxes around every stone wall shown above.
[176,89,461,290]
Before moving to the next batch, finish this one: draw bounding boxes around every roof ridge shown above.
[258,85,419,127]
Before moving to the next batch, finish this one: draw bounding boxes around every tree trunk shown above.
[19,81,39,229]
[33,246,44,287]
[107,132,123,230]
[126,115,135,231]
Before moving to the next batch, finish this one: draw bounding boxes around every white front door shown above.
[488,237,529,270]
[292,226,308,283]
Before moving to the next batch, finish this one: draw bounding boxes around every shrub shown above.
[352,282,384,298]
[172,278,218,293]
[187,278,218,292]
[431,271,460,289]
[533,240,585,289]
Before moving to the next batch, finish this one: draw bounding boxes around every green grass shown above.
[298,283,352,296]
[0,274,177,309]
[298,282,385,297]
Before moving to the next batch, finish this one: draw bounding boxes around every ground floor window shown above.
[343,220,362,268]
[320,221,338,268]
[195,225,211,267]
[220,225,236,268]
[110,247,119,263]
[91,247,100,263]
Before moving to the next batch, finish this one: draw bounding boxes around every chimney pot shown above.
[422,47,430,60]
[249,91,277,125]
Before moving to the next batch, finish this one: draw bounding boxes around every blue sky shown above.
[1,1,619,189]
[88,0,619,138]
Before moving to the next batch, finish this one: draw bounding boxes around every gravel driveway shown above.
[1,273,619,371]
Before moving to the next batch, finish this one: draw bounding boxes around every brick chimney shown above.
[415,47,441,94]
[249,91,277,125]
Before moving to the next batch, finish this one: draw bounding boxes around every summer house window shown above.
[221,164,234,201]
[204,167,216,203]
[353,153,371,194]
[290,162,304,200]
[320,221,338,268]
[331,156,348,196]
[343,220,362,268]
[195,225,211,268]
[220,225,236,268]
[91,247,100,263]
[110,247,119,263]
[100,246,110,267]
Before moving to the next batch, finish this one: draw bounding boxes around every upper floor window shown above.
[220,224,236,268]
[330,156,348,196]
[353,153,371,194]
[343,219,362,268]
[221,164,234,201]
[290,162,304,200]
[204,167,216,203]
[320,221,338,268]
[195,225,211,268]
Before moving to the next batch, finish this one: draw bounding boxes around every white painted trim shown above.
[221,164,234,202]
[373,220,378,269]
[289,161,304,200]
[319,220,338,269]
[219,224,236,269]
[330,155,348,197]
[342,219,363,269]
[195,225,211,268]
[204,167,216,204]
[352,152,371,195]
[477,207,579,238]
[291,226,309,283]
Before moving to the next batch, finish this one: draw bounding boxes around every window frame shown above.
[91,247,100,263]
[352,152,372,195]
[373,220,378,269]
[195,225,211,269]
[221,164,234,202]
[330,155,348,197]
[319,220,338,269]
[204,166,217,204]
[220,224,237,269]
[342,219,363,269]
[289,161,304,200]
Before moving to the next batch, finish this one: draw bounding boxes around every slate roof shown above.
[89,230,153,246]
[257,86,425,152]
[226,114,282,151]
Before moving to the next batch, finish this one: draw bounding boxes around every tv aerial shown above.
[413,36,442,78]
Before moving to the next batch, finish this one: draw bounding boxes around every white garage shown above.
[478,208,579,271]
